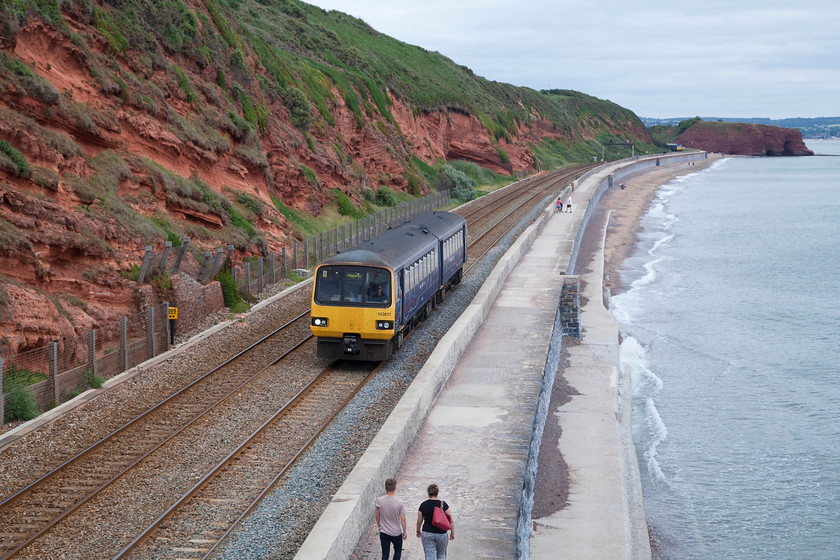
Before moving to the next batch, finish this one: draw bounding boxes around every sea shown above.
[611,139,840,560]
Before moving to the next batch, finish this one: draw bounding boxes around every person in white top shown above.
[375,477,408,560]
[566,195,572,213]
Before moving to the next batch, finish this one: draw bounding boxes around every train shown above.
[310,211,467,361]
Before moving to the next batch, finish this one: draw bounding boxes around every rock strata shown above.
[679,122,813,156]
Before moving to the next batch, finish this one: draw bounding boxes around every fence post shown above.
[210,247,226,280]
[120,317,128,373]
[1,356,4,424]
[146,306,155,360]
[319,232,324,261]
[137,245,153,283]
[50,341,59,404]
[172,237,190,272]
[88,329,97,378]
[163,301,171,351]
[269,253,276,285]
[243,263,251,295]
[158,241,172,271]
[303,239,309,270]
[281,247,287,279]
[258,258,264,293]
[199,251,213,284]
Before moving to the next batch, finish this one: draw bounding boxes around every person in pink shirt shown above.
[375,478,407,560]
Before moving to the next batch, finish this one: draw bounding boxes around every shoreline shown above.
[598,154,721,557]
[601,155,722,293]
[532,153,721,557]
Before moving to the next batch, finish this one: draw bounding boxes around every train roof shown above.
[318,211,466,270]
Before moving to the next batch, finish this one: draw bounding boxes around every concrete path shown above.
[295,154,707,560]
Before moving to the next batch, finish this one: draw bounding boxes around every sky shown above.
[305,0,839,120]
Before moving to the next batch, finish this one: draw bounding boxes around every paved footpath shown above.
[297,154,706,560]
[350,183,585,559]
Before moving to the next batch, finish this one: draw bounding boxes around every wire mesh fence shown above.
[1,303,170,425]
[1,190,451,427]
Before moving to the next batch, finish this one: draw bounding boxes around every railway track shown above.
[115,362,378,560]
[0,162,597,559]
[0,313,313,559]
[461,164,596,273]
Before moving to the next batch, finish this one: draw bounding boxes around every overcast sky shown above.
[306,0,839,120]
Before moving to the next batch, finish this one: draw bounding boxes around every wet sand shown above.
[601,155,721,294]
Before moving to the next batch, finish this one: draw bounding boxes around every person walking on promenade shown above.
[556,196,563,212]
[375,478,407,560]
[416,483,454,559]
[566,195,572,213]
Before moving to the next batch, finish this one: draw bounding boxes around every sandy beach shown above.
[600,155,722,294]
[533,153,722,554]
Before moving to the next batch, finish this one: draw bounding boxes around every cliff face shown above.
[678,122,813,156]
[0,3,652,356]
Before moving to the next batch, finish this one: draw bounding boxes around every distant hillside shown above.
[642,116,840,139]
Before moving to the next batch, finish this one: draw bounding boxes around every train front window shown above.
[315,266,391,306]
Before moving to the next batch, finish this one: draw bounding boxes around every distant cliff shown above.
[678,121,813,156]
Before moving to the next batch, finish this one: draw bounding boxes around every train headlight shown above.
[376,320,393,330]
[311,317,329,327]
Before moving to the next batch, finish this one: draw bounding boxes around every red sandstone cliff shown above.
[678,122,813,156]
[0,8,651,356]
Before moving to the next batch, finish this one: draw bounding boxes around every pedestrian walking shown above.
[556,196,563,212]
[376,478,407,560]
[417,483,454,559]
[566,195,572,213]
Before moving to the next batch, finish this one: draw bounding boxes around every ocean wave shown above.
[650,233,675,255]
[629,255,664,290]
[620,336,669,483]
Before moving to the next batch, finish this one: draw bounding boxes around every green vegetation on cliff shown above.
[0,0,660,274]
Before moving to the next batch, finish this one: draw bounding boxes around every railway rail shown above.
[0,313,313,559]
[0,162,595,559]
[115,362,379,560]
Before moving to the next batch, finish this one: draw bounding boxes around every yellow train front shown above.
[310,211,466,361]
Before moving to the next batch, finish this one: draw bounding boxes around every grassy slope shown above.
[0,0,662,255]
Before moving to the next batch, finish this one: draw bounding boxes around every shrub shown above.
[333,189,364,219]
[375,186,400,207]
[121,263,141,281]
[2,365,44,422]
[3,381,39,422]
[83,369,105,389]
[0,140,30,177]
[149,270,175,303]
[216,269,249,313]
[283,86,311,130]
[436,164,475,202]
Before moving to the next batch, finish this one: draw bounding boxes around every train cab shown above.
[310,211,466,362]
[310,262,397,361]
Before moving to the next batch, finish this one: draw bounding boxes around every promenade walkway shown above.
[294,153,708,560]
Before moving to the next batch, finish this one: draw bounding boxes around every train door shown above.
[395,270,403,326]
